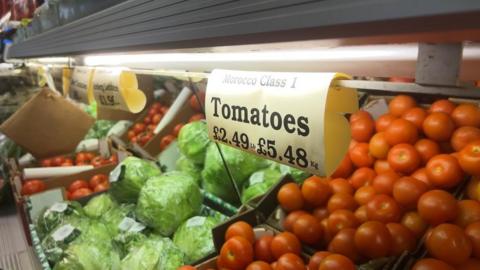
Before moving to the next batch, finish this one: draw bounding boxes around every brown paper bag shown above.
[0,88,94,158]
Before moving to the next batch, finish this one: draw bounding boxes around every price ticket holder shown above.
[205,70,358,188]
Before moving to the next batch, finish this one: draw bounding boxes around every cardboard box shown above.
[0,88,94,159]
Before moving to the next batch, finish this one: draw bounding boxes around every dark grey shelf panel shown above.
[7,0,480,58]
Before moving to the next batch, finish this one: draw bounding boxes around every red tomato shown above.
[189,113,205,123]
[292,214,323,245]
[91,156,106,167]
[133,123,146,134]
[454,200,480,228]
[429,99,456,115]
[21,180,46,195]
[349,142,375,167]
[327,210,359,236]
[270,232,301,259]
[451,103,480,128]
[312,207,329,221]
[277,183,304,212]
[387,143,421,174]
[225,221,255,244]
[143,116,152,125]
[386,223,416,256]
[148,107,158,117]
[451,126,480,152]
[327,193,357,213]
[354,206,368,223]
[53,156,66,166]
[308,252,332,270]
[70,187,93,200]
[369,132,390,159]
[219,236,254,270]
[68,180,89,193]
[354,186,377,206]
[372,171,400,196]
[426,223,472,265]
[160,135,176,151]
[254,235,274,263]
[458,141,480,176]
[388,77,414,83]
[190,92,206,112]
[246,261,273,270]
[276,253,305,270]
[349,167,376,189]
[402,107,427,130]
[389,95,417,117]
[89,174,108,189]
[75,152,88,164]
[329,178,353,195]
[151,102,162,112]
[425,154,463,188]
[401,211,428,238]
[415,139,441,165]
[351,117,375,142]
[354,221,392,259]
[366,194,401,223]
[411,167,432,187]
[152,113,163,125]
[301,176,332,207]
[283,210,309,232]
[376,114,397,132]
[178,266,197,270]
[467,177,480,201]
[40,159,53,167]
[385,118,419,146]
[393,177,428,209]
[94,182,109,193]
[330,155,354,179]
[411,258,455,270]
[417,190,458,226]
[318,254,355,270]
[465,221,480,259]
[147,124,157,132]
[374,159,395,174]
[173,123,185,137]
[160,106,169,114]
[423,112,456,142]
[457,258,480,270]
[61,161,74,167]
[327,228,361,262]
[350,110,373,123]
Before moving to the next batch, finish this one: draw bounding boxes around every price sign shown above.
[70,67,94,104]
[206,70,358,176]
[92,68,146,113]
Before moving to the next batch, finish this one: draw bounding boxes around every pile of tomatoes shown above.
[272,95,480,269]
[21,179,46,196]
[180,221,355,270]
[127,102,169,146]
[40,152,118,167]
[158,93,206,151]
[66,173,109,200]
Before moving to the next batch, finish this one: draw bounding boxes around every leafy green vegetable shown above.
[177,121,210,164]
[277,164,310,184]
[113,231,147,259]
[84,119,116,139]
[202,144,270,204]
[176,155,202,185]
[136,171,202,236]
[109,157,162,203]
[36,201,84,240]
[173,216,218,264]
[102,203,137,237]
[121,235,185,270]
[241,167,282,203]
[83,193,117,219]
[53,241,121,270]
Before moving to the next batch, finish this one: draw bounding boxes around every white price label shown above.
[186,216,206,227]
[206,70,358,176]
[92,68,146,113]
[52,224,75,242]
[109,164,124,183]
[118,217,145,232]
[70,67,94,104]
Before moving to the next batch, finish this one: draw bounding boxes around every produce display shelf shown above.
[7,0,480,59]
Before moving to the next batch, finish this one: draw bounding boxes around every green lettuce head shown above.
[83,193,117,219]
[241,167,282,203]
[136,171,202,236]
[53,241,121,270]
[102,203,137,237]
[173,216,218,264]
[201,144,270,204]
[121,235,185,270]
[177,121,210,164]
[109,156,162,203]
[36,201,84,240]
[176,155,202,185]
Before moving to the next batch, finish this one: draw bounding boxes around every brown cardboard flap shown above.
[0,88,94,159]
